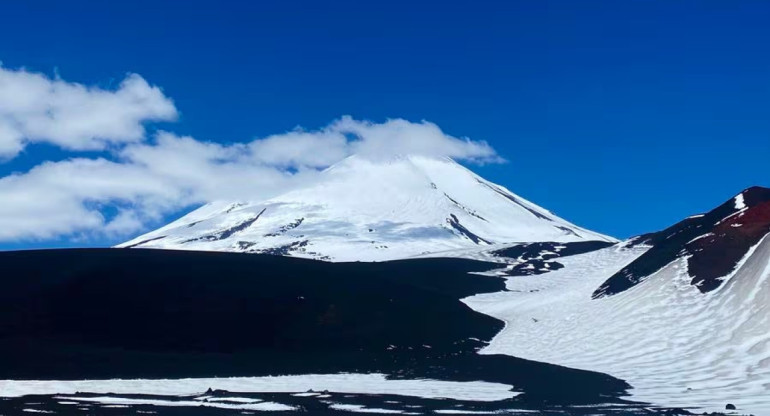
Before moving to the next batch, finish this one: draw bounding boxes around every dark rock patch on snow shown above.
[493,241,614,276]
[478,180,554,222]
[182,208,267,243]
[447,214,492,244]
[264,218,305,237]
[444,193,487,221]
[594,187,770,298]
[253,240,310,256]
[555,225,582,238]
[235,241,257,250]
[121,235,166,248]
[224,202,246,214]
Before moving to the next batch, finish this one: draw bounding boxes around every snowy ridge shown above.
[465,232,770,414]
[595,186,770,297]
[119,155,614,261]
[461,188,770,414]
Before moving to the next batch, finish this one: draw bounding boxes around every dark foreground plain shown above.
[0,249,722,415]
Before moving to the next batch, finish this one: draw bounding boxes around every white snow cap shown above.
[119,154,615,261]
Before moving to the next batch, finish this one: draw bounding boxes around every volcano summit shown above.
[120,155,614,261]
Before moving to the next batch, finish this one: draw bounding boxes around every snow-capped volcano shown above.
[119,155,614,260]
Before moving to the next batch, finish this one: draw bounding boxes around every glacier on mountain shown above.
[119,155,614,261]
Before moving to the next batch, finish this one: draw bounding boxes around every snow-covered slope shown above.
[595,186,770,297]
[119,155,614,261]
[465,187,770,414]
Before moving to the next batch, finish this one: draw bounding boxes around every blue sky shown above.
[0,0,769,249]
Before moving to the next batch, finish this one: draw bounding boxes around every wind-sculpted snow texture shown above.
[118,155,615,261]
[0,248,696,415]
[465,189,770,414]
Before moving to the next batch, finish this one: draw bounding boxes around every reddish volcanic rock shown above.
[688,198,770,291]
[593,186,770,298]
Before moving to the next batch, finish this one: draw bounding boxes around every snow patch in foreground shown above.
[328,403,413,414]
[55,396,295,411]
[0,373,518,402]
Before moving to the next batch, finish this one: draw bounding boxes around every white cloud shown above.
[0,65,177,158]
[247,116,502,168]
[249,129,349,168]
[0,68,502,243]
[334,116,502,164]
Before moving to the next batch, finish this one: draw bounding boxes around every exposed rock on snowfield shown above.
[594,186,770,298]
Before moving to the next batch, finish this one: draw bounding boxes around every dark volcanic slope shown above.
[0,248,630,407]
[594,186,770,298]
[493,241,615,276]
